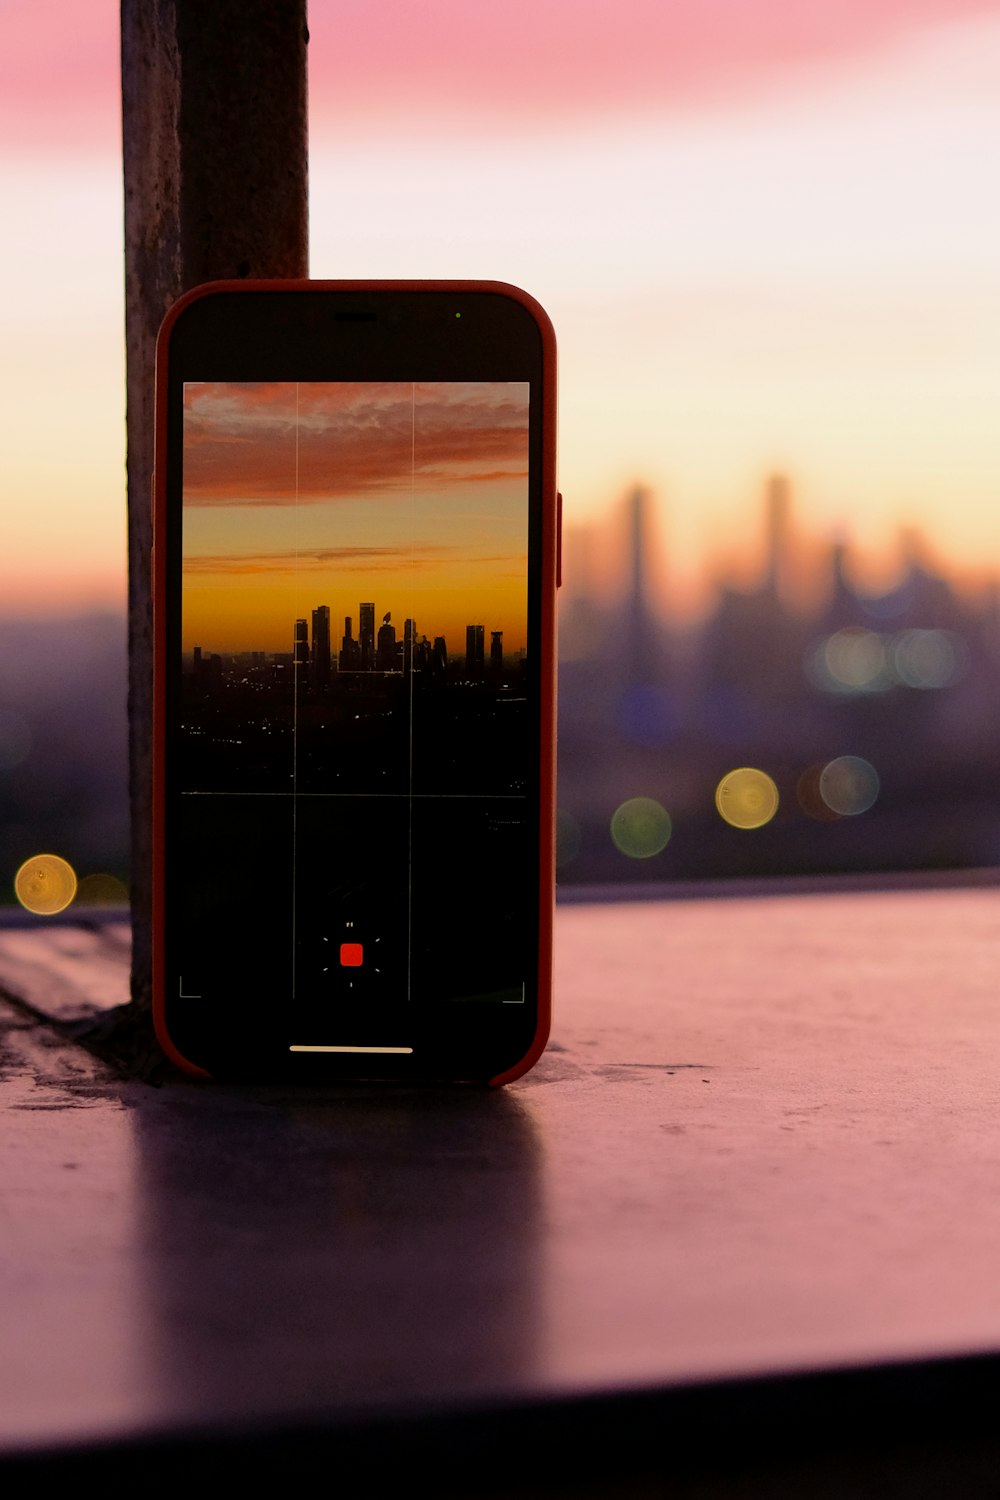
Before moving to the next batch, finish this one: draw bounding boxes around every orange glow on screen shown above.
[181,381,530,657]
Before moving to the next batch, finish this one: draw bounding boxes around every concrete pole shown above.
[121,1,308,1016]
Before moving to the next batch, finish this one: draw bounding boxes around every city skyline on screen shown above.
[181,381,530,655]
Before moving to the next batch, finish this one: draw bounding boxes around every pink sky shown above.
[309,0,1000,127]
[2,0,996,150]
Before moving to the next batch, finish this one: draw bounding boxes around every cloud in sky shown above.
[182,544,459,575]
[182,381,529,507]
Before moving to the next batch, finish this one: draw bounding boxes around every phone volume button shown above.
[556,491,563,588]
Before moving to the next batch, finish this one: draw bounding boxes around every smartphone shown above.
[152,281,558,1083]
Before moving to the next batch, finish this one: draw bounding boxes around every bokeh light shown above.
[14,853,78,915]
[796,764,841,821]
[75,872,128,905]
[555,808,582,869]
[808,627,890,694]
[818,756,880,816]
[715,767,779,830]
[808,626,968,696]
[891,628,965,689]
[610,797,672,859]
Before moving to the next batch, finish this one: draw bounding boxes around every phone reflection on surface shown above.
[133,1084,544,1422]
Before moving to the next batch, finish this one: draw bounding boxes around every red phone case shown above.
[152,280,557,1084]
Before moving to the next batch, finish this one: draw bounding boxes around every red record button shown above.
[340,942,364,967]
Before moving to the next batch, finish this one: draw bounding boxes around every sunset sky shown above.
[3,0,1000,616]
[181,381,529,653]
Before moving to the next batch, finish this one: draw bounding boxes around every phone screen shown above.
[156,288,555,1080]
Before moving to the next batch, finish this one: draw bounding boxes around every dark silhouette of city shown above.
[181,599,528,800]
[176,598,532,1010]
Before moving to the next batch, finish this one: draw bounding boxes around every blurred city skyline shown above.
[556,478,1000,885]
[4,0,1000,901]
[5,473,999,900]
[561,471,1000,629]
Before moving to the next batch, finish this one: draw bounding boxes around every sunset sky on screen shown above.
[3,0,1000,615]
[181,381,529,654]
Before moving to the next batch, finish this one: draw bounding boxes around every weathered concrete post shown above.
[121,1,308,1015]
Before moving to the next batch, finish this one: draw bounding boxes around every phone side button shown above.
[556,490,563,588]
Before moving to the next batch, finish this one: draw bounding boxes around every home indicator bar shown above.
[289,1044,414,1055]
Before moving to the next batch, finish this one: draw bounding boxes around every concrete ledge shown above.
[3,887,1000,1489]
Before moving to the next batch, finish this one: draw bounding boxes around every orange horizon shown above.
[182,585,527,658]
[181,380,530,655]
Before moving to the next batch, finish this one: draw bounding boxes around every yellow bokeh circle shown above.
[14,853,78,916]
[610,797,672,859]
[715,767,780,830]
